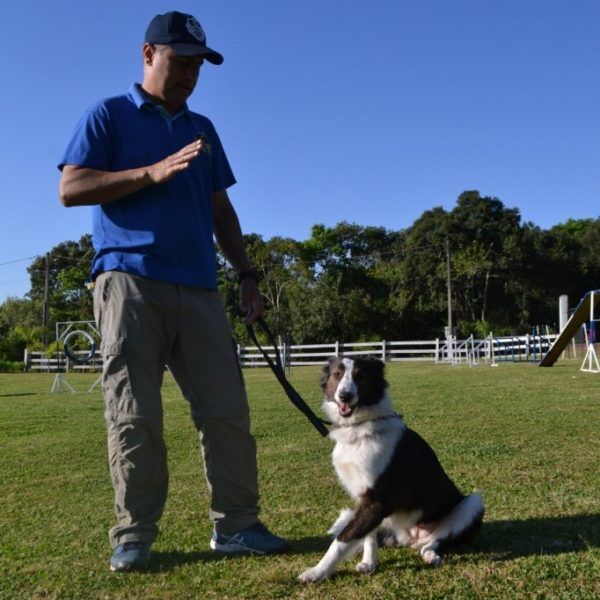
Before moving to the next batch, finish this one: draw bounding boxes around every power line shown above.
[0,256,36,267]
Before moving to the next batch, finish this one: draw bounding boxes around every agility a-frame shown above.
[539,290,600,371]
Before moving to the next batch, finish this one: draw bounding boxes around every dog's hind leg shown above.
[355,531,378,574]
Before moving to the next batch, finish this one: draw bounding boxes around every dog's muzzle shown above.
[336,391,356,417]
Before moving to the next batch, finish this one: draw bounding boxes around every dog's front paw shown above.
[298,566,328,583]
[355,560,377,574]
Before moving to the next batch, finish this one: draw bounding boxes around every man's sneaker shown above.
[109,541,151,572]
[210,522,290,555]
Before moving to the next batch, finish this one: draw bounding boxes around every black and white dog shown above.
[298,357,484,583]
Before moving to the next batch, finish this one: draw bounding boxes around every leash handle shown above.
[246,318,329,437]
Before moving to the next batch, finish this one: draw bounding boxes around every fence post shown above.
[281,337,287,370]
[24,348,29,371]
[335,341,340,357]
[382,340,387,362]
[435,338,439,363]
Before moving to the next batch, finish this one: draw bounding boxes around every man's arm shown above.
[59,139,204,206]
[213,189,264,324]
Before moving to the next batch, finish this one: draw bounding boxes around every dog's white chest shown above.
[331,424,402,499]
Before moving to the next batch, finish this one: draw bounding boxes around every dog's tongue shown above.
[339,403,353,417]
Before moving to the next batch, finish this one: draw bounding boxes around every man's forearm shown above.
[59,166,152,207]
[59,139,204,207]
[213,193,252,274]
[214,215,253,274]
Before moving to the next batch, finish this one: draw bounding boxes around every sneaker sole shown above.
[109,562,148,573]
[209,538,267,555]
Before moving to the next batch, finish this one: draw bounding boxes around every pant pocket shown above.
[101,337,134,422]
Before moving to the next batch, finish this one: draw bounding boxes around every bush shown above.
[0,359,24,373]
[456,320,494,339]
[0,326,44,362]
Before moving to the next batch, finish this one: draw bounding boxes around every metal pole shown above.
[42,253,50,348]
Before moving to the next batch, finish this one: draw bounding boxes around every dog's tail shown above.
[436,492,484,549]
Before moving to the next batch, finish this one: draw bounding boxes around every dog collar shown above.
[331,412,403,429]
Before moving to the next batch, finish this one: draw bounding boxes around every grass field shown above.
[1,360,599,599]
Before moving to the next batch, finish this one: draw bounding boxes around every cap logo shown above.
[186,17,206,43]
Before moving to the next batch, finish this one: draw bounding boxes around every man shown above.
[58,11,289,572]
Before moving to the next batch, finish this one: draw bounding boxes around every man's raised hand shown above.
[146,139,203,184]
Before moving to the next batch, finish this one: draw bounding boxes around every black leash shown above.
[245,318,330,437]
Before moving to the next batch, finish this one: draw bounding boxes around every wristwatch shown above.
[237,269,260,284]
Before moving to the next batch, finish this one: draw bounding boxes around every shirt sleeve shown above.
[58,103,113,171]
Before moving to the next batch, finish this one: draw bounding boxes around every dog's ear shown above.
[320,357,335,389]
[358,358,385,373]
[373,359,385,375]
[375,359,387,384]
[364,359,388,387]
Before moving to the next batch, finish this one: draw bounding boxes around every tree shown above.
[24,234,95,344]
[294,222,402,342]
[0,297,44,361]
[3,196,596,353]
[448,191,525,334]
[400,206,451,338]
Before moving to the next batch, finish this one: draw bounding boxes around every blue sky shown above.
[1,1,599,301]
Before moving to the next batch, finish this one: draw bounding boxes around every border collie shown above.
[298,357,484,583]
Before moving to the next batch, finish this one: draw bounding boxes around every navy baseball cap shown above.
[145,11,224,64]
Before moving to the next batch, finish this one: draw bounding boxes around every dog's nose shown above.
[339,391,354,402]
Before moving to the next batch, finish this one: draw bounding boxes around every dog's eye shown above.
[332,370,342,379]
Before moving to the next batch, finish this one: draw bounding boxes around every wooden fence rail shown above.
[24,333,557,372]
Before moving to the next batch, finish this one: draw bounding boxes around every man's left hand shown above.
[240,279,264,324]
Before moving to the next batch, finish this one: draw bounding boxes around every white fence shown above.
[23,349,103,372]
[436,333,558,365]
[24,333,558,372]
[239,339,439,367]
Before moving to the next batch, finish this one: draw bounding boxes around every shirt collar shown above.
[129,83,189,119]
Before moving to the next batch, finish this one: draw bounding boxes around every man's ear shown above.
[142,43,156,66]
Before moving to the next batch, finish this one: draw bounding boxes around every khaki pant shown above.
[94,271,259,547]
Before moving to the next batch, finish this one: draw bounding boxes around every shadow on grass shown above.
[456,514,600,561]
[0,392,36,398]
[291,516,600,562]
[147,550,222,572]
[144,515,599,572]
[292,515,600,563]
[146,537,330,572]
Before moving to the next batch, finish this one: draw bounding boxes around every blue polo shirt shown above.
[59,83,236,289]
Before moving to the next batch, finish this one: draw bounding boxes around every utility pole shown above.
[445,239,453,332]
[42,253,50,348]
[445,239,453,362]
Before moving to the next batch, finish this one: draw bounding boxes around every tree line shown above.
[1,191,598,365]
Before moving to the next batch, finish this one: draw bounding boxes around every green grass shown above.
[1,361,599,599]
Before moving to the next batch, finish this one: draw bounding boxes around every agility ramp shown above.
[539,290,600,367]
